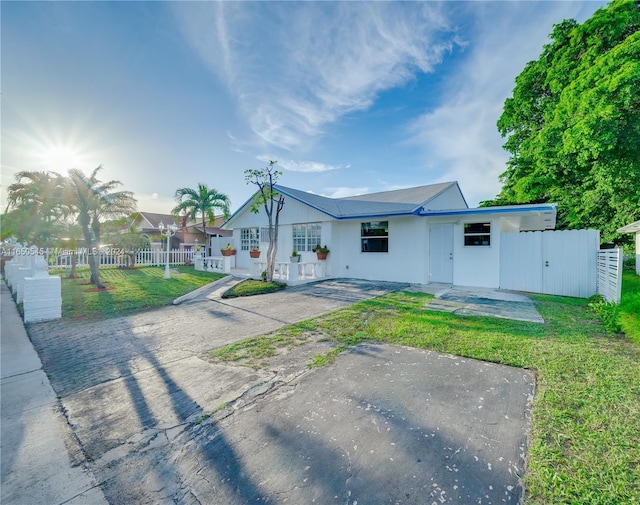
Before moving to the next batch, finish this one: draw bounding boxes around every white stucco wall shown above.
[227,198,332,269]
[425,184,468,210]
[452,218,501,288]
[636,232,640,275]
[332,217,428,284]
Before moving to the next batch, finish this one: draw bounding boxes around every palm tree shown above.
[66,166,137,288]
[172,184,231,255]
[5,171,68,245]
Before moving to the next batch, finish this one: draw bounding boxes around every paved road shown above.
[25,279,534,504]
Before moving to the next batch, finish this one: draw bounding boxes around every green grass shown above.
[221,279,286,298]
[209,288,639,504]
[208,332,308,368]
[53,266,224,320]
[619,270,640,344]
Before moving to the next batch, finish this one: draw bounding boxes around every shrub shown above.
[587,295,622,335]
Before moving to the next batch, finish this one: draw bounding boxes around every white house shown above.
[223,182,559,289]
[618,220,640,275]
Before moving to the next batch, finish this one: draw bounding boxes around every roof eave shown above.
[617,220,640,234]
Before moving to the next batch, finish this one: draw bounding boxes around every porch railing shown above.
[251,260,326,283]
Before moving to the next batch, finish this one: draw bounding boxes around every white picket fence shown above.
[49,249,196,269]
[596,248,623,303]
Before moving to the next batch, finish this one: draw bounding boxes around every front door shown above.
[429,223,453,283]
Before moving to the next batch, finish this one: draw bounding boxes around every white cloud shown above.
[405,1,606,207]
[173,2,460,150]
[256,154,347,173]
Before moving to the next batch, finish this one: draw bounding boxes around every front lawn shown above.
[52,266,224,320]
[212,288,640,504]
[221,279,286,298]
[620,270,640,344]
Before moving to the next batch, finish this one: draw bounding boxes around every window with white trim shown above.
[361,221,388,252]
[464,222,491,246]
[240,227,260,250]
[292,223,321,252]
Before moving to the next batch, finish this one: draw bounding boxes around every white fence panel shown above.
[500,229,599,298]
[500,231,543,293]
[543,229,599,298]
[597,248,623,303]
[49,249,195,269]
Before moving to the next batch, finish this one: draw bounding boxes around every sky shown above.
[1,0,608,215]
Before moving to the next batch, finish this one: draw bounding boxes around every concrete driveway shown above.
[25,278,535,504]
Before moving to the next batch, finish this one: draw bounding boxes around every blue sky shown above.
[1,1,607,214]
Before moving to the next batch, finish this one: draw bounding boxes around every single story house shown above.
[222,182,558,288]
[130,211,231,253]
[618,220,640,275]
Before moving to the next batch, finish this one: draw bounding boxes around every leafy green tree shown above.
[103,218,150,268]
[67,167,137,288]
[172,184,231,255]
[485,0,640,245]
[245,161,285,282]
[4,170,68,245]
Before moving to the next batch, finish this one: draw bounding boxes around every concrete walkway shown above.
[1,282,108,504]
[417,284,545,323]
[2,279,537,504]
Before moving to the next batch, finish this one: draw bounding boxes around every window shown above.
[361,221,388,252]
[240,227,260,250]
[464,222,491,246]
[292,223,322,252]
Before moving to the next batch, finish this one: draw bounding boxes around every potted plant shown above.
[290,249,300,263]
[221,243,236,256]
[249,247,261,258]
[312,244,330,260]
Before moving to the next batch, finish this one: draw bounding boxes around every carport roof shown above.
[618,220,640,234]
[419,203,558,231]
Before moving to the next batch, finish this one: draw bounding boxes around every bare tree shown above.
[245,161,284,282]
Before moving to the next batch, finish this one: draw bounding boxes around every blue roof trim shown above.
[418,203,557,217]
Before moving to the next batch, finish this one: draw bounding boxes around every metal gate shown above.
[500,229,599,298]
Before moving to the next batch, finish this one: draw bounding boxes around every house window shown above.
[292,223,322,252]
[361,221,388,252]
[240,227,260,250]
[464,222,491,246]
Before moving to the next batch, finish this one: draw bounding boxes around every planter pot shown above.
[221,249,236,257]
[290,256,301,263]
[316,252,328,260]
[250,250,261,258]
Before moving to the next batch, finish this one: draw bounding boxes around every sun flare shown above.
[38,145,84,172]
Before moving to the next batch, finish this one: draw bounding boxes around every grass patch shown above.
[221,279,286,298]
[208,331,308,369]
[52,266,224,320]
[223,287,638,504]
[619,270,640,345]
[307,346,347,368]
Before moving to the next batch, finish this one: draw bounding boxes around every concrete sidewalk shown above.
[1,282,108,505]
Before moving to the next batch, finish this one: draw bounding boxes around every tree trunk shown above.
[81,222,105,288]
[68,252,78,279]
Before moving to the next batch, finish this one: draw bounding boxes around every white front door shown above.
[429,223,454,283]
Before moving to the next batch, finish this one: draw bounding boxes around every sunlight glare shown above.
[38,145,84,172]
